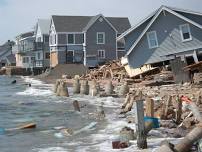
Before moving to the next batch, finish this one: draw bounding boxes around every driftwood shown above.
[175,124,202,152]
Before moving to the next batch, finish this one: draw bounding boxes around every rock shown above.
[119,126,135,143]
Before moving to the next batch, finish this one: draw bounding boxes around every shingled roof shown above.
[37,19,51,35]
[52,14,131,33]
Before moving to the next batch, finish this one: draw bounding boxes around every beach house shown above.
[49,14,131,67]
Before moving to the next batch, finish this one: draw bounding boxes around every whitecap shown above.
[16,87,53,96]
[33,147,67,152]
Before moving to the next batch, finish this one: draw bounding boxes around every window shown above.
[68,34,75,44]
[23,57,29,63]
[45,52,50,59]
[37,52,42,60]
[44,36,49,43]
[97,32,105,44]
[147,31,158,49]
[54,35,57,44]
[98,50,105,59]
[180,24,192,41]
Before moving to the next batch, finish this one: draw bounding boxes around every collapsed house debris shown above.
[81,60,129,81]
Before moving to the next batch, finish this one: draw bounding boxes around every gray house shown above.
[118,6,202,69]
[49,14,131,67]
[0,40,15,67]
[34,19,51,68]
[12,31,35,68]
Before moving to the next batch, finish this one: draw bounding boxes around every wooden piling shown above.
[121,93,131,109]
[119,82,129,96]
[73,100,80,112]
[105,80,114,95]
[145,98,154,117]
[53,80,60,93]
[161,95,172,119]
[175,95,182,124]
[80,80,89,95]
[134,95,147,149]
[59,81,69,97]
[73,78,80,94]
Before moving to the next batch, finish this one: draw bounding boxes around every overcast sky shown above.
[0,0,202,44]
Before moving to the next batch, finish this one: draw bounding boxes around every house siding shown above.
[86,18,116,66]
[176,11,202,25]
[75,34,84,44]
[128,11,202,68]
[125,17,153,52]
[58,34,67,44]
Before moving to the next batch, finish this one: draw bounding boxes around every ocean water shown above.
[0,75,132,152]
[0,76,180,152]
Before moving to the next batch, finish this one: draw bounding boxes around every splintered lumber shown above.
[18,123,36,129]
[81,60,128,80]
[6,123,36,131]
[145,98,154,117]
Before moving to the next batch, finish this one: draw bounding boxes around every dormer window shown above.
[147,31,158,49]
[180,24,192,42]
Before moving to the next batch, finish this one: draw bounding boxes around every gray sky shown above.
[0,0,202,44]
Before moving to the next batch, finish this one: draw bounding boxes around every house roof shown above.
[6,54,16,64]
[52,14,131,33]
[16,31,34,40]
[124,6,202,56]
[37,19,51,35]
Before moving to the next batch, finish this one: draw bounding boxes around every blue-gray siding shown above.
[125,17,153,52]
[57,33,84,45]
[86,18,117,66]
[128,11,202,68]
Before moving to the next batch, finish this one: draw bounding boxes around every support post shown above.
[134,98,147,149]
[73,100,80,112]
[175,95,182,124]
[145,98,154,117]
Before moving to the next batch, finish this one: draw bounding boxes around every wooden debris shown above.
[145,98,154,117]
[80,60,128,80]
[175,95,182,124]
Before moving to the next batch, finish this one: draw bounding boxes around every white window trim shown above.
[97,32,105,44]
[67,34,75,44]
[98,50,105,59]
[147,31,158,49]
[179,24,192,42]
